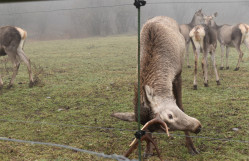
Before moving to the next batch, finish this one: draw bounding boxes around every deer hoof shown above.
[216,80,221,85]
[219,67,224,70]
[204,83,209,87]
[186,142,199,155]
[29,81,35,88]
[7,84,13,89]
[234,67,240,71]
[226,66,229,70]
[143,152,154,159]
[193,85,197,90]
[189,148,199,155]
[187,65,191,68]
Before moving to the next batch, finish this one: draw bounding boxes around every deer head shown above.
[204,12,218,26]
[144,85,202,134]
[192,9,205,25]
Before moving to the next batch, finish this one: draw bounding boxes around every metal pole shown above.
[133,1,146,160]
[137,6,142,161]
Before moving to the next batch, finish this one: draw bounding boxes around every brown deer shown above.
[0,26,34,89]
[180,9,205,68]
[203,12,249,70]
[112,16,202,160]
[189,22,221,90]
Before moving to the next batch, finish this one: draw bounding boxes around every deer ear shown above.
[144,85,155,104]
[197,8,202,13]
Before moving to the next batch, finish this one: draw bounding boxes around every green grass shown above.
[0,35,248,160]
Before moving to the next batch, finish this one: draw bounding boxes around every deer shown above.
[203,12,249,71]
[0,26,34,89]
[112,16,202,160]
[189,20,221,90]
[180,9,205,68]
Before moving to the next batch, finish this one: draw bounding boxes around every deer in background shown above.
[0,26,34,89]
[180,9,205,68]
[189,21,220,89]
[203,12,249,70]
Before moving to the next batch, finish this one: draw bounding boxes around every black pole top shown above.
[134,0,146,8]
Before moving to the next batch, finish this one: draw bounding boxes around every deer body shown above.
[0,26,34,89]
[180,9,205,68]
[204,13,249,70]
[189,24,220,89]
[112,16,201,159]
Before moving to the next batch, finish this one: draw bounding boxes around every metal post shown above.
[133,1,146,160]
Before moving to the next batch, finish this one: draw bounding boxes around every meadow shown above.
[0,35,248,160]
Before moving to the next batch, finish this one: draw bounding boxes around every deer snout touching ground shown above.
[194,125,202,134]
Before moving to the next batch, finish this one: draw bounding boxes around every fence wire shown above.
[0,1,249,16]
[0,118,248,143]
[0,137,137,161]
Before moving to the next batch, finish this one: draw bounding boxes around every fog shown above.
[0,0,248,40]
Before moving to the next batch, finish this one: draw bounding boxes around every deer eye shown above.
[168,114,173,119]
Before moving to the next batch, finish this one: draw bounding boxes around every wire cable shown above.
[1,118,248,143]
[1,1,249,16]
[147,1,249,4]
[0,137,137,161]
[0,4,133,16]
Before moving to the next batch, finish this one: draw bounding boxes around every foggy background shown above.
[0,0,248,40]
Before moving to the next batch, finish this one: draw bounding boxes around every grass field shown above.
[0,35,248,161]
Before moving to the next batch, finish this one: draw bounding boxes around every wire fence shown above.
[0,1,249,16]
[1,117,248,160]
[0,137,137,161]
[1,118,248,143]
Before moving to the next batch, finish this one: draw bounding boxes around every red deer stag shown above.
[180,9,205,68]
[203,12,249,70]
[189,22,221,90]
[0,26,34,89]
[112,16,202,160]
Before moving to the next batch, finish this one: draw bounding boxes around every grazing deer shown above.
[203,12,249,70]
[189,22,221,90]
[180,9,205,68]
[112,16,202,160]
[0,26,34,89]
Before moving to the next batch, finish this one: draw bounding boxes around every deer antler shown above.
[124,114,169,160]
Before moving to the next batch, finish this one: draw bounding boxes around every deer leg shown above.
[186,41,191,68]
[202,53,208,87]
[4,47,21,89]
[0,74,3,89]
[244,39,249,50]
[234,46,243,71]
[225,47,230,70]
[211,51,220,85]
[193,49,200,90]
[220,44,225,70]
[144,133,157,158]
[8,58,20,89]
[17,49,34,87]
[173,73,183,110]
[184,131,199,155]
[173,74,199,154]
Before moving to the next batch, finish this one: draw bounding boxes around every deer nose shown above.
[194,125,202,134]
